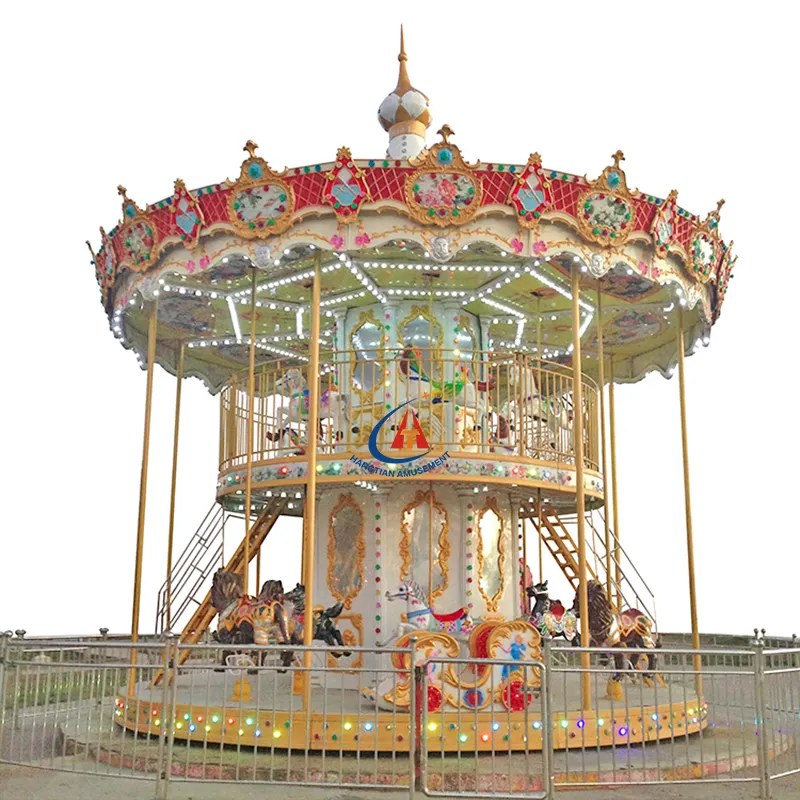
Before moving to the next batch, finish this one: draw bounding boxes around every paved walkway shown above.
[3,763,800,799]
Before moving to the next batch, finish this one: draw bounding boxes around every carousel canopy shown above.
[89,32,734,392]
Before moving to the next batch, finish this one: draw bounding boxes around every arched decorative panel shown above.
[476,496,505,613]
[400,489,450,601]
[327,494,365,610]
[349,309,384,401]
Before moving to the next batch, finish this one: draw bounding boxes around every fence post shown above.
[155,633,175,800]
[408,635,420,800]
[754,637,771,799]
[541,636,554,799]
[0,631,13,759]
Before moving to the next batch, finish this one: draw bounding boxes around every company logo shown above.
[368,400,431,464]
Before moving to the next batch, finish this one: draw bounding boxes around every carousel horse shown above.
[386,580,473,638]
[265,426,305,454]
[526,580,578,642]
[398,347,495,409]
[283,583,350,656]
[571,579,662,698]
[274,367,352,437]
[210,570,293,667]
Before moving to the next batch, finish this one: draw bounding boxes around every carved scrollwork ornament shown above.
[576,151,636,248]
[404,125,482,227]
[227,140,295,239]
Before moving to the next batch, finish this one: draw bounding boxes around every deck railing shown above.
[218,349,599,474]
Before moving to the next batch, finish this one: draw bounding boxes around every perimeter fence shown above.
[0,631,797,799]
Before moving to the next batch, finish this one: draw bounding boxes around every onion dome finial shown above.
[377,26,432,160]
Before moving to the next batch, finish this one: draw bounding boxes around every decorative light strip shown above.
[482,297,526,319]
[320,290,367,308]
[514,319,526,348]
[226,295,242,342]
[360,261,519,274]
[344,257,386,303]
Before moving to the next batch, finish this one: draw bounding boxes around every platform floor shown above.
[112,667,707,752]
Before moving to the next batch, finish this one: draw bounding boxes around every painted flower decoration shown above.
[438,179,457,205]
[199,255,210,270]
[532,240,548,256]
[330,234,344,249]
[355,232,371,247]
[186,259,196,274]
[638,261,648,277]
[511,238,524,255]
[651,265,661,279]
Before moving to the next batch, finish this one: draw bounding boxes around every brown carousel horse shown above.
[571,579,664,699]
[210,570,293,667]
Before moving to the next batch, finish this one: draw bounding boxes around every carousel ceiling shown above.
[89,40,734,393]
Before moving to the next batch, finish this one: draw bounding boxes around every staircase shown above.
[152,497,288,685]
[175,497,288,644]
[526,504,657,628]
[155,503,232,634]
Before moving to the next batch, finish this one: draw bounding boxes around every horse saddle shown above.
[431,607,469,624]
[548,600,566,623]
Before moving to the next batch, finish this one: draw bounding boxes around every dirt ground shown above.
[2,763,800,800]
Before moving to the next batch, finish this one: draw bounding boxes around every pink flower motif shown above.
[355,233,371,247]
[330,234,344,249]
[638,261,648,277]
[532,240,548,256]
[651,265,661,279]
[438,179,457,206]
[511,238,524,254]
[186,260,196,273]
[422,189,439,207]
[199,255,210,270]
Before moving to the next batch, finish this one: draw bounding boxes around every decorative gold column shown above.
[165,341,184,631]
[596,291,612,602]
[300,252,323,707]
[677,311,702,693]
[571,267,591,710]
[608,354,622,607]
[244,267,258,594]
[129,299,157,691]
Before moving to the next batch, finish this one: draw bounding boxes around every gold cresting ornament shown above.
[611,149,625,169]
[437,124,455,144]
[243,140,259,158]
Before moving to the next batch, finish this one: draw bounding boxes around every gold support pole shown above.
[677,311,702,694]
[165,342,184,631]
[608,354,622,608]
[428,484,434,608]
[596,291,612,602]
[301,252,323,709]
[244,267,257,595]
[571,268,591,710]
[537,488,543,584]
[129,299,158,692]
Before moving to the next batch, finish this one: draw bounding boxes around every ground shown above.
[2,764,800,800]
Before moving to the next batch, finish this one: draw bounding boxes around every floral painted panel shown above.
[124,220,156,264]
[231,185,288,228]
[412,173,476,211]
[583,193,632,238]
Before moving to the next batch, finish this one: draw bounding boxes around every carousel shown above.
[95,29,732,753]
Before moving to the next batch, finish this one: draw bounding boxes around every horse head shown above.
[275,367,305,396]
[527,579,549,600]
[385,580,422,604]
[211,570,244,613]
[258,579,285,603]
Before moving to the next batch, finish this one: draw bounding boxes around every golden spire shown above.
[395,25,412,94]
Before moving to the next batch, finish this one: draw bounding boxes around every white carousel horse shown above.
[273,367,352,436]
[385,580,473,638]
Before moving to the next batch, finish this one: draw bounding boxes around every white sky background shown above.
[1,1,797,637]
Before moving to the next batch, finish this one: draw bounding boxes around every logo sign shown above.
[368,400,431,465]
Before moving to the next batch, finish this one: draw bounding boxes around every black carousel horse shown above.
[284,583,350,657]
[571,579,663,698]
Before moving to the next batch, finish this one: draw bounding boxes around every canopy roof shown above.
[89,37,734,391]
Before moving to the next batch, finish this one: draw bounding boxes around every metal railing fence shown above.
[1,631,798,799]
